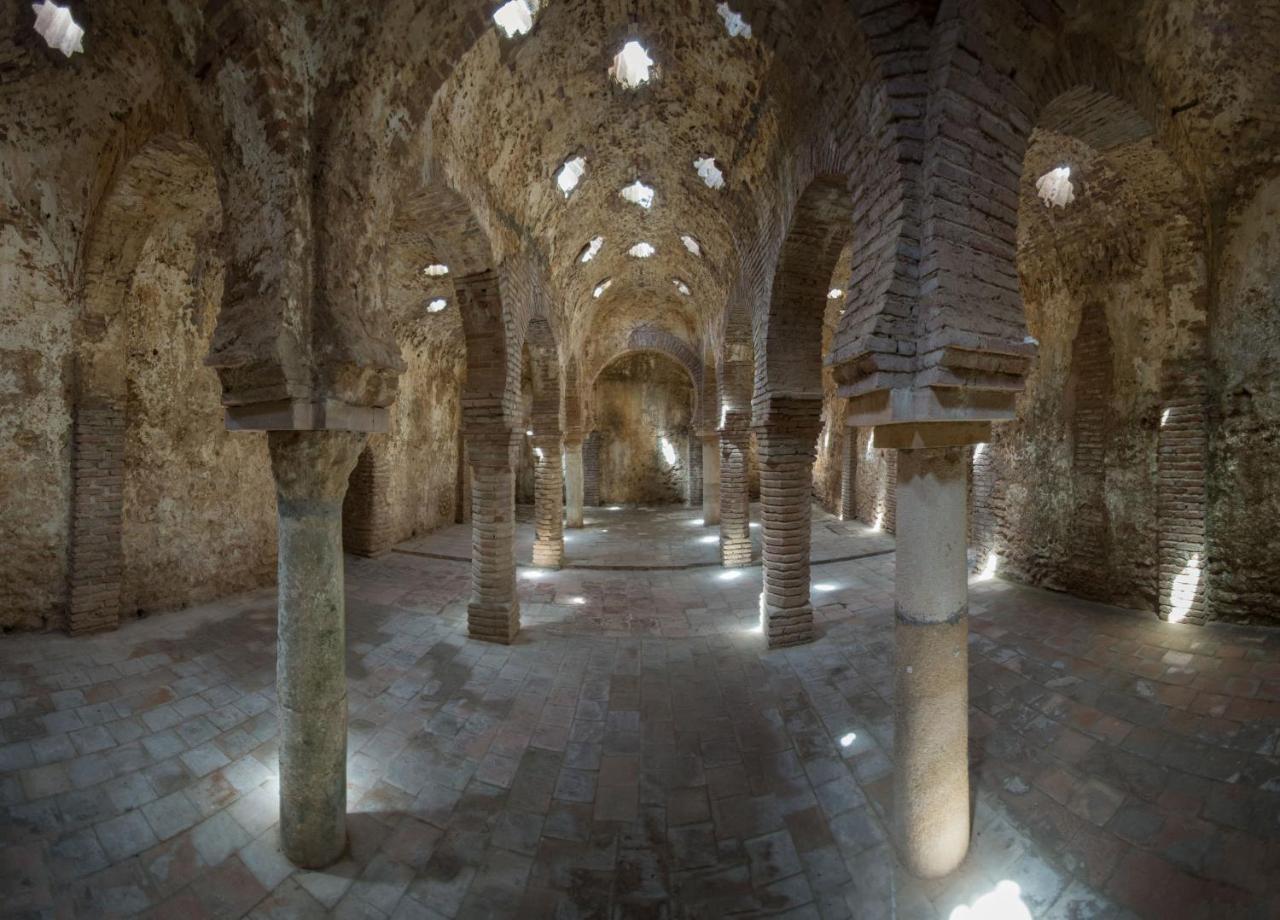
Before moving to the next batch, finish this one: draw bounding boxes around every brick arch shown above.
[68,134,224,634]
[589,327,704,426]
[523,316,562,438]
[753,174,854,425]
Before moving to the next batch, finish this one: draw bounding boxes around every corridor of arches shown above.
[2,1,1279,917]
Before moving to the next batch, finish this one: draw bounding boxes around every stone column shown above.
[268,430,365,869]
[890,440,972,878]
[564,437,584,529]
[719,428,752,566]
[531,434,565,568]
[840,427,858,521]
[701,433,720,526]
[757,421,821,647]
[468,428,519,643]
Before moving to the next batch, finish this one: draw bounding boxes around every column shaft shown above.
[893,445,970,878]
[564,441,584,529]
[758,428,818,647]
[468,431,519,643]
[719,429,752,566]
[701,435,721,526]
[269,430,365,869]
[531,434,565,568]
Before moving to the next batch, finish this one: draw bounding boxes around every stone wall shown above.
[594,353,693,505]
[119,221,276,617]
[1207,175,1280,623]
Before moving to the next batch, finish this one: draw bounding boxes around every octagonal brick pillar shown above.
[719,425,752,567]
[531,432,566,568]
[467,425,520,643]
[756,400,823,648]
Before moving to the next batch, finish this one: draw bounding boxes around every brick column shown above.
[686,432,702,508]
[269,430,365,869]
[701,433,721,526]
[341,443,394,557]
[67,404,125,634]
[1158,373,1209,622]
[564,436,584,529]
[531,434,565,568]
[757,417,822,647]
[582,431,601,506]
[840,425,857,521]
[719,427,752,567]
[468,428,520,643]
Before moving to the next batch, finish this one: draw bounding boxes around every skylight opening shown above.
[593,278,613,298]
[493,0,537,39]
[556,155,586,197]
[579,236,604,263]
[1036,165,1075,208]
[427,298,448,313]
[32,1,83,56]
[672,278,691,296]
[681,234,702,257]
[628,242,656,259]
[694,156,725,190]
[827,288,843,299]
[423,264,450,277]
[611,41,654,88]
[716,3,753,38]
[620,181,655,209]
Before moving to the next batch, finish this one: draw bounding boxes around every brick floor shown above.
[2,505,1279,917]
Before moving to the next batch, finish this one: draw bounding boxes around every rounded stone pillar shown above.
[564,438,584,529]
[719,428,752,567]
[268,430,366,869]
[893,444,970,878]
[701,434,721,526]
[468,428,519,643]
[757,425,820,647]
[531,433,565,568]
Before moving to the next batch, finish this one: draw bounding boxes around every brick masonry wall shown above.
[1158,373,1209,623]
[583,432,601,507]
[67,406,125,635]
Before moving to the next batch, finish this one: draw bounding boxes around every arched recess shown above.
[68,134,275,633]
[971,33,1211,623]
[592,350,697,507]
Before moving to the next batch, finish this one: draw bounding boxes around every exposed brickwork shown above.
[583,432,602,507]
[757,420,822,647]
[531,435,565,569]
[67,406,125,635]
[342,443,395,557]
[969,441,1001,568]
[1158,372,1209,623]
[719,429,753,567]
[465,428,520,644]
[686,432,702,507]
[1066,303,1116,600]
[840,426,857,520]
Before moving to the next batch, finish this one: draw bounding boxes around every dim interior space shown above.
[2,1,1279,917]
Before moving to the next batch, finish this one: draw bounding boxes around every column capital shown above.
[268,430,367,505]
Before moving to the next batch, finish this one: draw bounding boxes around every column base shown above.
[721,538,752,567]
[762,602,814,648]
[531,542,564,569]
[468,602,520,644]
[894,614,970,878]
